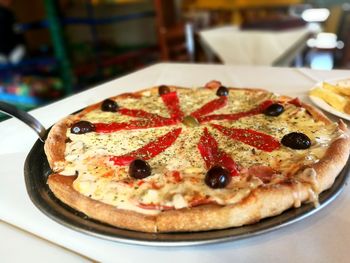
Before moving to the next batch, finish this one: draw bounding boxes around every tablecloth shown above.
[199,26,311,65]
[1,63,350,262]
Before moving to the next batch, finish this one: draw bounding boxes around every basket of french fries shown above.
[309,80,350,120]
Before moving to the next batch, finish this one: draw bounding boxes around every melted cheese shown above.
[62,88,344,214]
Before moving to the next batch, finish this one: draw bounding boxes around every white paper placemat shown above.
[1,63,350,262]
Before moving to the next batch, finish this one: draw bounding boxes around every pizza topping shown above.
[101,99,119,112]
[109,128,182,165]
[212,124,280,152]
[94,118,176,133]
[288,97,302,107]
[198,99,273,123]
[71,121,96,134]
[119,108,169,121]
[62,86,345,216]
[216,86,229,97]
[263,103,284,116]
[129,159,152,179]
[161,91,184,121]
[95,105,177,133]
[158,85,171,95]
[189,196,213,207]
[182,115,200,127]
[137,203,174,211]
[248,165,275,183]
[190,96,228,119]
[172,194,188,209]
[205,80,222,89]
[171,171,182,182]
[205,165,231,189]
[281,132,311,150]
[198,128,239,176]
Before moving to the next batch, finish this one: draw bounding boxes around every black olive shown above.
[158,85,171,96]
[101,99,119,112]
[264,103,284,116]
[205,165,231,189]
[129,159,152,179]
[281,132,311,150]
[216,86,229,97]
[71,121,95,134]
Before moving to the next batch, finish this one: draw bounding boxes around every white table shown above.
[199,26,312,66]
[1,63,350,262]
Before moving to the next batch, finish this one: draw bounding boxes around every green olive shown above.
[182,115,200,127]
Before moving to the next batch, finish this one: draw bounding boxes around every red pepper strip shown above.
[119,108,169,121]
[109,128,182,165]
[288,97,302,107]
[197,100,273,123]
[161,91,184,121]
[190,96,228,119]
[94,118,177,133]
[212,124,280,152]
[172,171,182,182]
[198,128,239,176]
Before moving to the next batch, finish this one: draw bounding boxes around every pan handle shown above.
[0,101,47,142]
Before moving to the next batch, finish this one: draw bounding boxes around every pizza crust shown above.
[44,86,350,233]
[312,136,350,191]
[44,116,78,172]
[46,171,314,232]
[48,174,157,232]
[47,136,349,232]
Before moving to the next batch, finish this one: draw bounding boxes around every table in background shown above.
[199,25,312,66]
[1,63,350,262]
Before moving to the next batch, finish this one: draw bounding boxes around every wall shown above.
[11,0,156,51]
[63,1,157,46]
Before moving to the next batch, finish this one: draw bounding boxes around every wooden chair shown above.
[153,0,195,62]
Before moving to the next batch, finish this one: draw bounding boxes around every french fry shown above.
[310,87,350,114]
[322,82,350,96]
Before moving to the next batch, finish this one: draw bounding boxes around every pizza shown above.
[44,80,350,233]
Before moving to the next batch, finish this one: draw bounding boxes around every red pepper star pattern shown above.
[92,84,285,176]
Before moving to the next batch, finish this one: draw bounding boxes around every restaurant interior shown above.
[3,1,350,261]
[0,0,349,120]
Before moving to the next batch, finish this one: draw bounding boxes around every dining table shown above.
[1,63,350,262]
[199,25,313,66]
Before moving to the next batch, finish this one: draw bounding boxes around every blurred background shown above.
[1,0,350,120]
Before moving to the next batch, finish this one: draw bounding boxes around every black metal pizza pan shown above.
[24,137,350,246]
